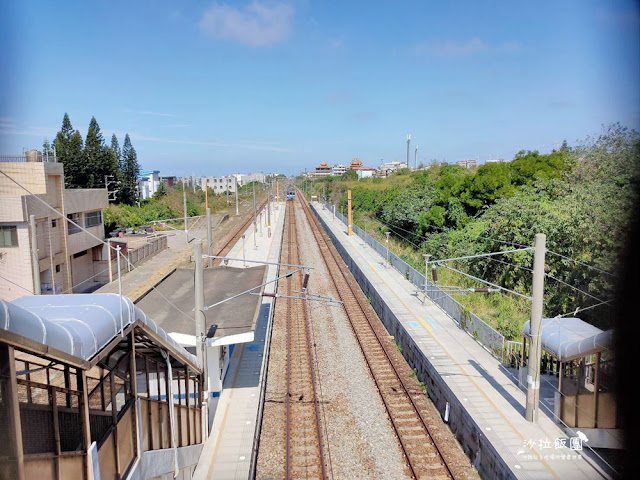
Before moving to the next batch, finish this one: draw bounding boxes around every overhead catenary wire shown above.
[323,199,619,475]
[435,263,533,300]
[331,202,618,469]
[371,212,530,248]
[545,249,614,277]
[0,167,209,325]
[431,247,534,264]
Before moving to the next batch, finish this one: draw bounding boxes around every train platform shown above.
[193,201,286,480]
[312,202,614,480]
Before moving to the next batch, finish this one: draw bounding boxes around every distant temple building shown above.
[349,158,363,170]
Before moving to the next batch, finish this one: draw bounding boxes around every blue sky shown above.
[1,0,639,176]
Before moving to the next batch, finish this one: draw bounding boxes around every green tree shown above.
[120,134,140,205]
[84,117,118,188]
[54,113,85,188]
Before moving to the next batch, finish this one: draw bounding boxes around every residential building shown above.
[486,158,504,164]
[202,175,237,194]
[235,172,266,186]
[160,175,177,187]
[457,159,478,169]
[137,170,160,199]
[332,164,348,176]
[377,160,408,177]
[0,151,109,300]
[357,168,376,179]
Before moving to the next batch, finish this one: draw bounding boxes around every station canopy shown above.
[522,317,613,362]
[0,293,199,368]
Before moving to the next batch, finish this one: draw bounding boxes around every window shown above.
[73,250,87,259]
[84,211,102,228]
[67,213,82,234]
[51,219,57,228]
[55,264,61,273]
[0,226,18,247]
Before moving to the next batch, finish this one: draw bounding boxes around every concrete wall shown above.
[312,204,516,480]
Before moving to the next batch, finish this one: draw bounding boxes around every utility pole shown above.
[415,145,418,171]
[406,134,411,168]
[252,183,257,249]
[423,254,430,296]
[347,190,352,236]
[206,208,213,268]
[204,179,208,210]
[385,232,391,267]
[235,176,239,216]
[29,215,40,295]
[183,180,188,245]
[525,233,546,423]
[241,234,246,267]
[267,189,271,226]
[194,241,206,369]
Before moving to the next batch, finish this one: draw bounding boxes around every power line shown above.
[437,263,532,300]
[544,272,611,305]
[0,167,204,325]
[432,247,534,264]
[371,213,530,248]
[545,250,614,277]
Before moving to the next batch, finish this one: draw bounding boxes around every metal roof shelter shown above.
[0,294,205,480]
[520,317,617,435]
[523,317,613,362]
[1,294,199,368]
[135,265,267,347]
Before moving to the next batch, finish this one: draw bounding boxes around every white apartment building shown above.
[332,164,348,176]
[378,160,408,177]
[202,175,237,194]
[137,170,160,199]
[0,152,108,300]
[235,172,266,186]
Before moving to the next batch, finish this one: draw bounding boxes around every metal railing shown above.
[0,152,57,163]
[319,200,506,360]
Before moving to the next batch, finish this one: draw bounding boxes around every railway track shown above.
[297,193,459,480]
[279,201,327,479]
[209,198,268,266]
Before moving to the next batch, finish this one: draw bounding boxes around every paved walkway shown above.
[96,200,258,302]
[312,202,613,480]
[193,201,286,480]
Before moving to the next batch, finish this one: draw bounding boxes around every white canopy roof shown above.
[523,317,613,362]
[0,293,199,369]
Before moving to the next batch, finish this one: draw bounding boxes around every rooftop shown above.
[135,265,267,345]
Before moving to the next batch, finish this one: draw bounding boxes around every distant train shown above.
[286,190,296,200]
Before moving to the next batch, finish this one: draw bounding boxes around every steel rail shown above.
[284,202,326,480]
[298,192,456,480]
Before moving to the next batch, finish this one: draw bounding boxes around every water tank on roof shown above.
[25,149,42,162]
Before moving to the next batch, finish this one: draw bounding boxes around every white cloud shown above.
[199,1,294,47]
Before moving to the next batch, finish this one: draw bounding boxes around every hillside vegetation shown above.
[310,124,639,338]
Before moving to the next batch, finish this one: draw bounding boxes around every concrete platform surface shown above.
[312,202,615,480]
[193,202,285,480]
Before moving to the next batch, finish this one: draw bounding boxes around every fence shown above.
[95,234,168,283]
[319,201,506,360]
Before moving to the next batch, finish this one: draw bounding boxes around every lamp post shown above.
[385,232,391,267]
[235,176,239,216]
[241,234,246,267]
